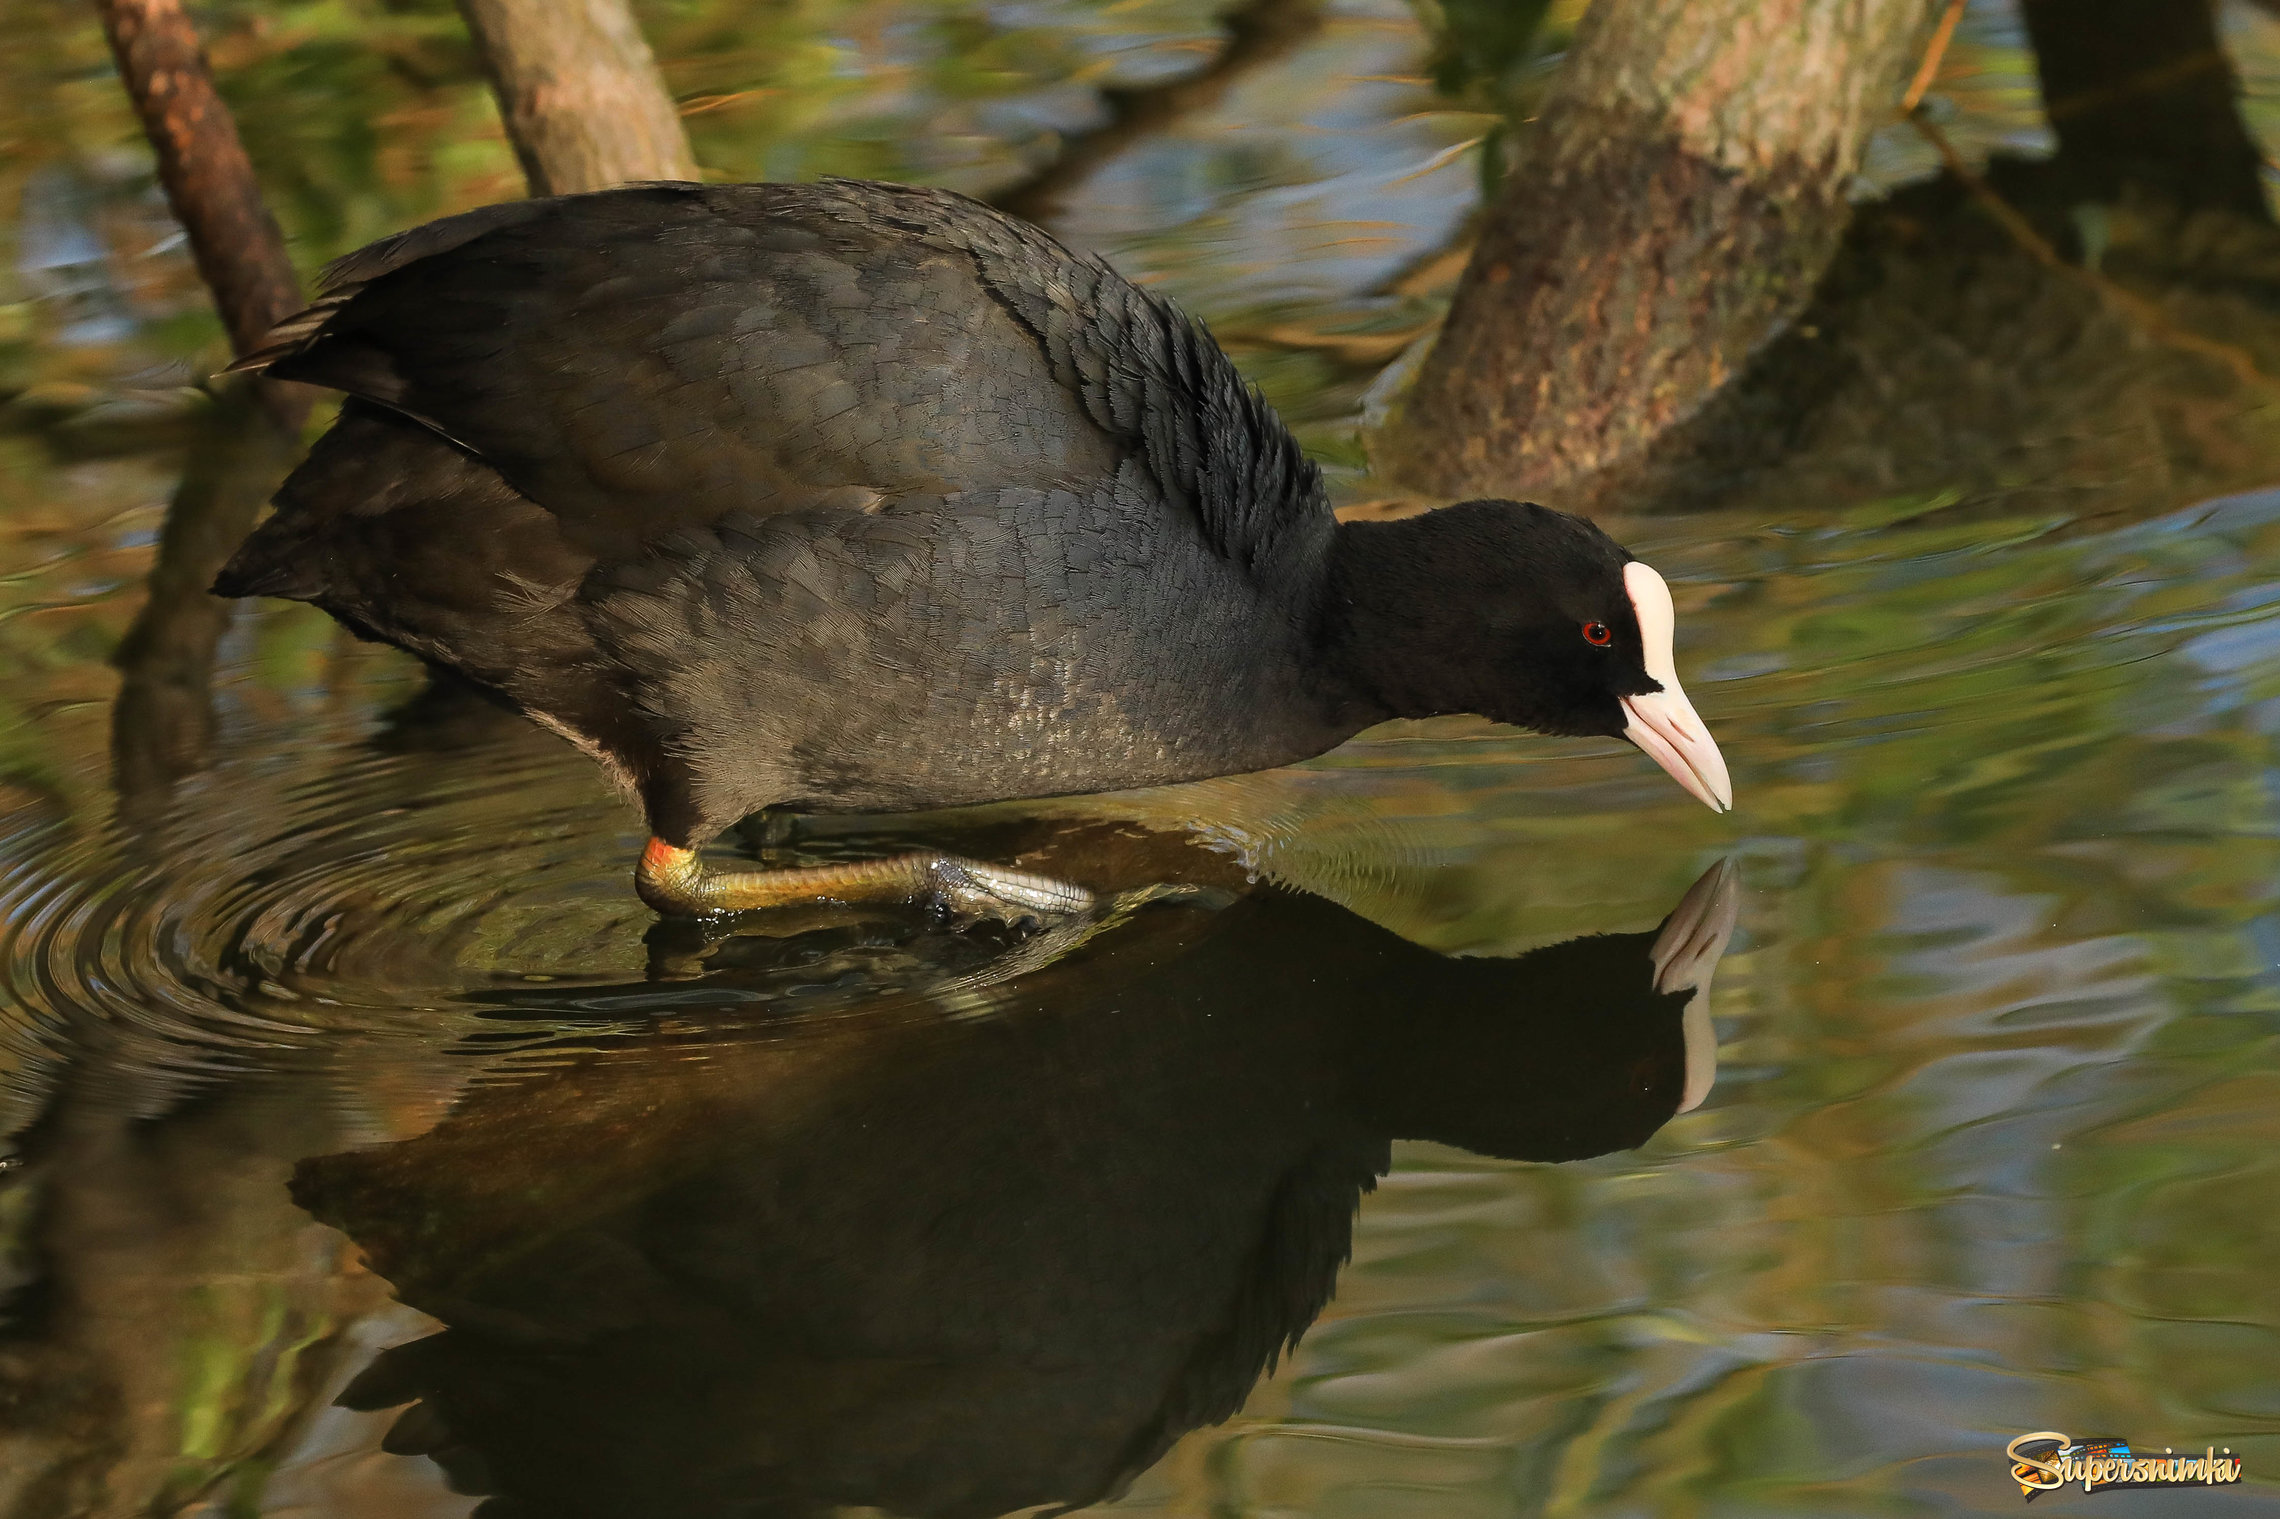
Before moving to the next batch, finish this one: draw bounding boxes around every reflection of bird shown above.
[292,861,1739,1519]
[215,180,1730,922]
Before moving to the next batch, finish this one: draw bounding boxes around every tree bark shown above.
[2020,0,2269,222]
[91,0,304,366]
[1380,0,1942,504]
[94,0,313,796]
[455,0,697,195]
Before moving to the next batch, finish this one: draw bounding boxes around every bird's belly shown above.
[772,654,1336,814]
[587,486,1341,829]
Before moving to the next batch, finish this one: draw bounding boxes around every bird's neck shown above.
[1319,512,1505,724]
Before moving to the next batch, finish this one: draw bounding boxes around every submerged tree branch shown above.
[991,0,1325,226]
[1900,0,1965,115]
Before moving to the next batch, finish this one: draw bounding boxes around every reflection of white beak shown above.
[1621,561,1733,813]
[1650,857,1741,1113]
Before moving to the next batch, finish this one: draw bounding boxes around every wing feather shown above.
[231,180,1327,570]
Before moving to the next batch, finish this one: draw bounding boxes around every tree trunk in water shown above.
[455,0,697,195]
[94,0,311,797]
[2020,0,2269,222]
[1381,0,1941,504]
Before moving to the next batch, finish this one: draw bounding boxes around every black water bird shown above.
[217,180,1731,919]
[292,859,1739,1518]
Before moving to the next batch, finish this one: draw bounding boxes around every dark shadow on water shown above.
[290,861,1736,1519]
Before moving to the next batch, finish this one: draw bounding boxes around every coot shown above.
[217,179,1730,920]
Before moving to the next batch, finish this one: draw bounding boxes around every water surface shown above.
[4,1,2280,1515]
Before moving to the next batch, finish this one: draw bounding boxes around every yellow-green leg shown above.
[634,837,1095,923]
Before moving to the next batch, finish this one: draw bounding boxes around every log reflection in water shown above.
[1587,170,2280,523]
[989,0,1326,228]
[292,860,1738,1518]
[108,378,304,803]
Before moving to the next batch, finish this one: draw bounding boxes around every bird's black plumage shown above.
[218,179,1669,850]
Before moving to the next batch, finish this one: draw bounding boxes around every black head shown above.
[1327,499,1731,811]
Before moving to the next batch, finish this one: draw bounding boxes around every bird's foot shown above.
[914,855,1095,930]
[635,837,1094,927]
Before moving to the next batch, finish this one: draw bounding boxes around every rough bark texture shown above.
[2021,0,2269,222]
[91,0,304,366]
[455,0,697,195]
[94,0,311,795]
[1382,0,1942,503]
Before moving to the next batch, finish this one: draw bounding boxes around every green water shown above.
[4,1,2280,1515]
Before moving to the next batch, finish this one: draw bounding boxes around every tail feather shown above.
[213,518,325,601]
[221,294,353,375]
[223,197,563,378]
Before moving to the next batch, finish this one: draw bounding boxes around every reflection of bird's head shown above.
[1357,857,1738,1160]
[1354,927,1691,1162]
[292,860,1736,1519]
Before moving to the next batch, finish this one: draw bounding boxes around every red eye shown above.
[1583,621,1613,646]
